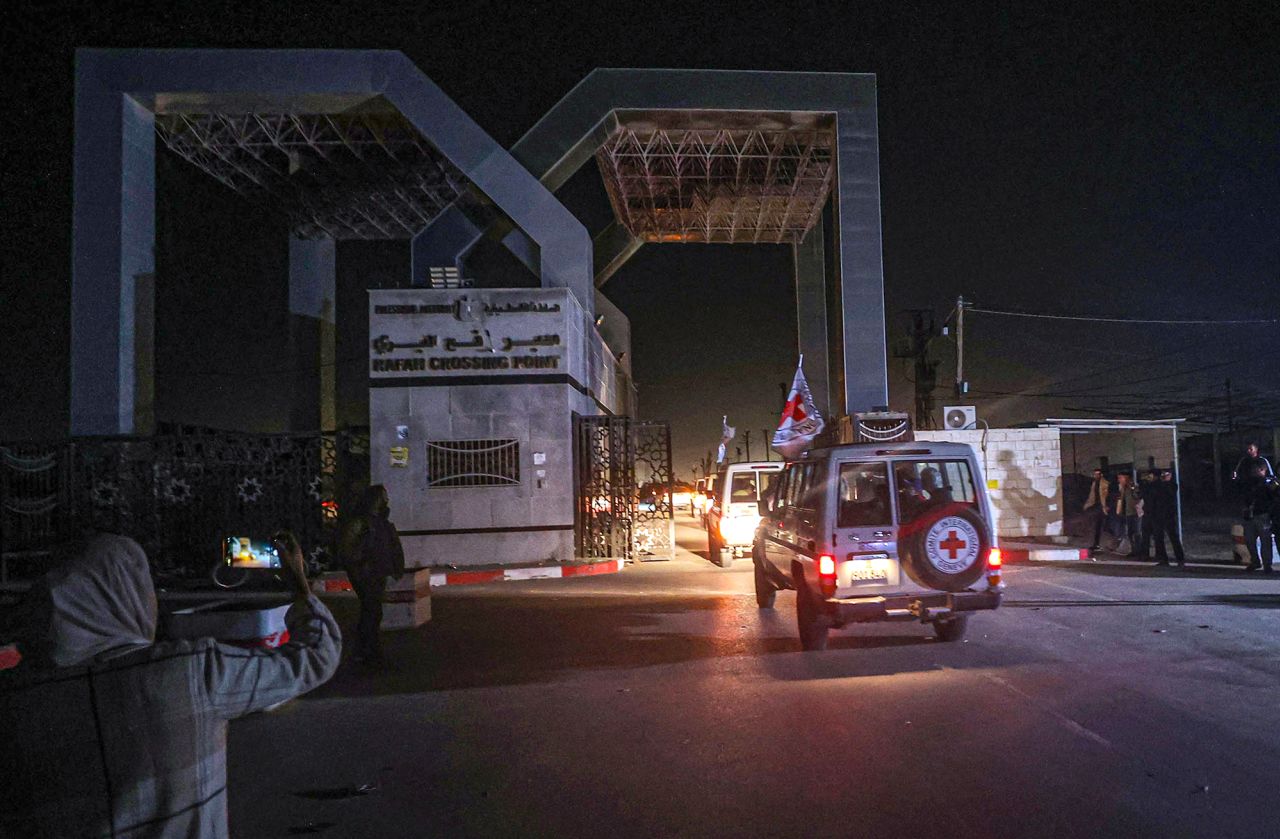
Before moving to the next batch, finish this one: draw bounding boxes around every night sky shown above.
[3,2,1277,478]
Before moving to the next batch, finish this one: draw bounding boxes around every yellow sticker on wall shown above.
[389,446,409,468]
[987,479,999,490]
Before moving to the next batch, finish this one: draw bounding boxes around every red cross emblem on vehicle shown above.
[940,530,967,559]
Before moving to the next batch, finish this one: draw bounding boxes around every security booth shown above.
[368,287,631,570]
[1042,418,1185,543]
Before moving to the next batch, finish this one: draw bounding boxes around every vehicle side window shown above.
[894,459,979,525]
[760,470,781,500]
[787,463,808,509]
[837,461,892,527]
[797,462,824,511]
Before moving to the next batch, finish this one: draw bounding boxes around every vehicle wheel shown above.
[754,555,776,608]
[795,572,829,651]
[899,506,992,592]
[932,614,970,642]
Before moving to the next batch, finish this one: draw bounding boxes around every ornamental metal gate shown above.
[574,416,674,561]
[0,429,369,582]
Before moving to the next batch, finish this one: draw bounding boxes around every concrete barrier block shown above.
[382,596,431,630]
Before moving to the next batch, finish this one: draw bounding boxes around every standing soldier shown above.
[1083,468,1111,553]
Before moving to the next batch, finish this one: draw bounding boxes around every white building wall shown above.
[916,427,1065,538]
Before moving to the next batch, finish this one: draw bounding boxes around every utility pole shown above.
[954,295,968,398]
[743,429,752,461]
[1225,378,1234,433]
[894,309,941,429]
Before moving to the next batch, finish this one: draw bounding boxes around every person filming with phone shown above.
[0,530,340,838]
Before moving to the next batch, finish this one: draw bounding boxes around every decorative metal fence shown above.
[0,429,369,583]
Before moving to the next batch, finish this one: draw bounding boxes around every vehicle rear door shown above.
[832,459,900,592]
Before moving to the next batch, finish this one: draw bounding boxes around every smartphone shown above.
[224,536,282,570]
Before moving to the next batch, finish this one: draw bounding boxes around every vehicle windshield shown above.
[729,471,780,503]
[894,459,978,524]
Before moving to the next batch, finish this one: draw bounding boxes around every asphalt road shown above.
[229,517,1280,838]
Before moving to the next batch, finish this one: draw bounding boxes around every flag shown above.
[772,360,824,460]
[716,415,736,463]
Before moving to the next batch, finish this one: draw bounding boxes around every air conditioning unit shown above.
[943,405,977,431]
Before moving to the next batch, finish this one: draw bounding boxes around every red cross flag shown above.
[772,359,824,460]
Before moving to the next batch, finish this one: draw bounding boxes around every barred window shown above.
[427,439,520,488]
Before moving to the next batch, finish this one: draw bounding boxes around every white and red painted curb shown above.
[1000,543,1090,563]
[314,559,626,592]
[429,559,626,587]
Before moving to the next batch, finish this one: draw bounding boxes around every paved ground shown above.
[229,516,1280,838]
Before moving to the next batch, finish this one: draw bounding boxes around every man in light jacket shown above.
[0,531,340,838]
[1083,468,1111,552]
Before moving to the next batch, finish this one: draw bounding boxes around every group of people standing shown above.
[1083,466,1185,565]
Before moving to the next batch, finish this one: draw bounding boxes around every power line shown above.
[968,306,1279,325]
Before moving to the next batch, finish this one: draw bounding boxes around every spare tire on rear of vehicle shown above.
[899,505,991,592]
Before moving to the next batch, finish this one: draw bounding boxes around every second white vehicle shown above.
[705,462,783,567]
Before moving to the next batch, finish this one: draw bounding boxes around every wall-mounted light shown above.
[595,315,605,327]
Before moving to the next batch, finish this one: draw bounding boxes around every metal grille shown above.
[426,266,472,289]
[574,416,674,561]
[427,439,520,488]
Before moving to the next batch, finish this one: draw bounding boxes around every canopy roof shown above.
[595,110,836,244]
[155,106,468,239]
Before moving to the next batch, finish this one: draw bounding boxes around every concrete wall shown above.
[916,427,1064,539]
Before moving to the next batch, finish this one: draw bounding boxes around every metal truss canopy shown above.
[595,121,836,245]
[155,111,468,239]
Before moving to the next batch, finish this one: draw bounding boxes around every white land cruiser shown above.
[705,462,784,568]
[753,441,1003,650]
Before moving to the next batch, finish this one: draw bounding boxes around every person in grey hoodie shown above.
[0,531,340,838]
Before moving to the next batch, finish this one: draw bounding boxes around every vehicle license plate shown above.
[845,558,888,585]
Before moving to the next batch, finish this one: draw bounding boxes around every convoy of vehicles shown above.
[692,474,718,519]
[750,440,1003,650]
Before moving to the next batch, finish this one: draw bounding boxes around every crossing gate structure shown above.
[574,416,674,562]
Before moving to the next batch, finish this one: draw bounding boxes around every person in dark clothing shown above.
[1136,470,1160,560]
[1083,468,1110,551]
[1232,442,1275,488]
[1242,465,1275,573]
[1,532,340,838]
[1150,470,1186,567]
[339,484,406,664]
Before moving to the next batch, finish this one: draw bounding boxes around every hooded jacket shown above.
[0,534,341,838]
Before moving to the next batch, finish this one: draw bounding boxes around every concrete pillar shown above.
[832,103,889,414]
[793,218,831,418]
[288,236,336,432]
[71,92,156,436]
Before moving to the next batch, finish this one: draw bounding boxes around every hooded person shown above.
[0,532,340,838]
[337,484,405,664]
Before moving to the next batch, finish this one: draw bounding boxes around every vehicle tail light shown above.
[818,554,837,597]
[986,547,1003,589]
